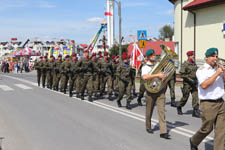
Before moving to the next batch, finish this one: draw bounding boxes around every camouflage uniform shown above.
[34,59,42,86]
[168,71,176,107]
[137,61,146,106]
[53,59,62,91]
[112,61,119,96]
[68,60,78,97]
[41,59,48,88]
[76,57,94,101]
[98,58,113,100]
[116,62,133,109]
[46,59,55,89]
[60,60,71,94]
[177,60,199,115]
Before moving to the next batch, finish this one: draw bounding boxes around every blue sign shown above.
[137,30,147,41]
[223,23,225,31]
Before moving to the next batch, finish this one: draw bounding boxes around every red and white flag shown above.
[104,12,113,16]
[130,42,144,71]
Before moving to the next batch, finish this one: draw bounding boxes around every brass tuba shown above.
[144,45,178,93]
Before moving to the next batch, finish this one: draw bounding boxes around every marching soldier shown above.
[91,53,99,99]
[168,68,177,107]
[112,55,119,97]
[60,55,71,94]
[76,50,94,102]
[41,56,48,88]
[136,57,147,106]
[46,55,55,89]
[68,53,78,97]
[142,49,170,139]
[53,54,62,91]
[177,51,200,118]
[116,52,133,110]
[34,56,43,86]
[98,52,113,100]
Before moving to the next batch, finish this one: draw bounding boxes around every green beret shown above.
[205,48,218,56]
[145,49,155,57]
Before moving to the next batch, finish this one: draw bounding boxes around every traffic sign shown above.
[137,30,147,41]
[139,40,146,48]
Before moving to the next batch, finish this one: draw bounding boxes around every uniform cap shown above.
[50,55,54,58]
[104,51,109,56]
[58,54,62,58]
[145,49,155,57]
[39,56,43,59]
[44,56,48,59]
[111,55,116,59]
[65,55,70,58]
[122,52,128,60]
[91,53,96,57]
[205,48,218,56]
[186,51,194,56]
[72,53,77,57]
[98,51,102,55]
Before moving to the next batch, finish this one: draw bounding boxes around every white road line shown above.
[14,84,32,90]
[0,85,14,91]
[2,74,215,145]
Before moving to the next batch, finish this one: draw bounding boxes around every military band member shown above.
[168,70,176,107]
[142,49,170,139]
[53,54,62,91]
[69,53,78,97]
[190,48,225,150]
[177,51,200,117]
[116,52,133,110]
[34,56,43,86]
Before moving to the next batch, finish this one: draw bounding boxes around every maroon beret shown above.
[72,53,77,57]
[186,51,194,56]
[104,51,109,56]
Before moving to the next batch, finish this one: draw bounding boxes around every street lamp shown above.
[111,0,122,61]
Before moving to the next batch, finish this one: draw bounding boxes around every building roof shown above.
[169,0,175,4]
[183,0,225,11]
[127,41,174,56]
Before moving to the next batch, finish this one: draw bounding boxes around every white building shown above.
[169,0,225,66]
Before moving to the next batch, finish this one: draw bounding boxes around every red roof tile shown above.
[127,41,174,56]
[183,0,225,10]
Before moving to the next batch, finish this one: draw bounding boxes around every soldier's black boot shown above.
[126,101,132,110]
[56,87,58,91]
[80,94,84,100]
[108,94,113,101]
[60,88,63,92]
[117,99,122,107]
[69,91,73,97]
[133,90,138,97]
[177,106,183,115]
[137,97,143,106]
[63,89,66,94]
[189,138,198,150]
[192,109,200,118]
[49,86,52,90]
[171,99,177,107]
[42,85,45,88]
[38,83,40,86]
[88,96,93,102]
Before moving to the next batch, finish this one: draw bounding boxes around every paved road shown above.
[0,71,223,150]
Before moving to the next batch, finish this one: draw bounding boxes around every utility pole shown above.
[118,1,122,62]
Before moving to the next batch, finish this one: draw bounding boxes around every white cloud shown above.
[86,17,104,23]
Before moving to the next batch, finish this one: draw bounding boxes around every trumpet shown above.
[216,58,225,72]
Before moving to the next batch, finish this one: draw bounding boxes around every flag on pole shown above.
[104,12,113,16]
[130,42,144,71]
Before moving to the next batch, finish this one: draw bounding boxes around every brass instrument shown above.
[144,45,178,93]
[217,58,225,67]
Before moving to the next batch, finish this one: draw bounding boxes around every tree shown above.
[109,44,129,56]
[159,25,174,41]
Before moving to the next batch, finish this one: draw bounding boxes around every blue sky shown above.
[0,0,174,44]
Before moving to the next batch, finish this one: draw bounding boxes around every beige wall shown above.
[173,0,225,66]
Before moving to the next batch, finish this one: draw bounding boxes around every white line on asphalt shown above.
[14,84,32,90]
[2,74,215,145]
[0,85,14,91]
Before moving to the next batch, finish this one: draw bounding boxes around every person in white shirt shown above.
[142,49,170,139]
[190,48,225,150]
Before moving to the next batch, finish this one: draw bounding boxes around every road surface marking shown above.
[2,74,215,145]
[0,85,14,91]
[14,84,32,90]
